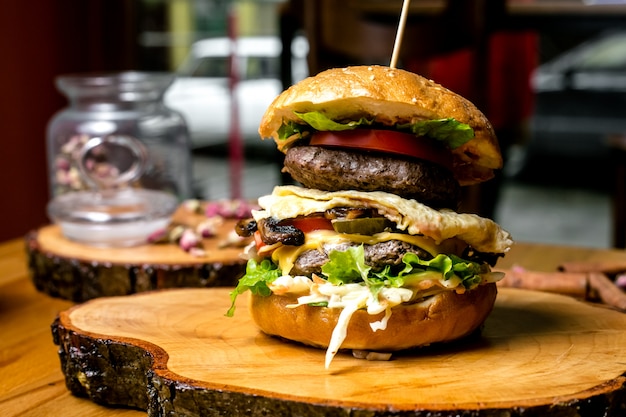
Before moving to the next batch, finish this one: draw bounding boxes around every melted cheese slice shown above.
[270,229,459,276]
[254,185,513,254]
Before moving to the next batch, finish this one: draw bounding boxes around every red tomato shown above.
[282,217,334,233]
[309,129,452,169]
[253,231,265,251]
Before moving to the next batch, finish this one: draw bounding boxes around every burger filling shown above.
[275,111,476,210]
[227,186,512,367]
[228,226,503,368]
[276,111,474,154]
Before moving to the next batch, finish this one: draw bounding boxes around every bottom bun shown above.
[249,283,498,352]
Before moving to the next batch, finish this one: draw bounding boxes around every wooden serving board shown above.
[52,287,626,416]
[27,206,250,301]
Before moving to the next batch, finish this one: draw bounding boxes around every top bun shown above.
[259,65,502,185]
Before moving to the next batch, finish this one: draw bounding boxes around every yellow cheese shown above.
[271,229,454,276]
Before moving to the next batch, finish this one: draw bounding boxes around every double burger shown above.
[227,65,513,369]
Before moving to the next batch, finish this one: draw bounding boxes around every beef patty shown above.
[290,240,434,277]
[283,146,459,208]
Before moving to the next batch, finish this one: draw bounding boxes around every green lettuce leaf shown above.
[277,121,311,140]
[394,252,487,289]
[321,245,371,285]
[322,245,486,291]
[294,111,374,131]
[280,111,473,149]
[398,118,474,149]
[226,247,488,314]
[226,258,281,317]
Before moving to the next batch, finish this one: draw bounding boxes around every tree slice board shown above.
[27,205,251,301]
[52,287,626,416]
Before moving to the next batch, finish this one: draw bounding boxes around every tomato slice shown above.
[309,129,452,169]
[282,217,334,233]
[253,231,266,251]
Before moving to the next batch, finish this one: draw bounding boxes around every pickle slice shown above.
[331,217,391,235]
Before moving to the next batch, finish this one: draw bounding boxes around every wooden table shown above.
[2,237,626,416]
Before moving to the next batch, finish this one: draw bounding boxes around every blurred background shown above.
[3,0,626,248]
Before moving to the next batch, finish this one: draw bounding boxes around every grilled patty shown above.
[290,240,433,276]
[283,146,459,208]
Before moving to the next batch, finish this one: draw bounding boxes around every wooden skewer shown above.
[390,0,411,69]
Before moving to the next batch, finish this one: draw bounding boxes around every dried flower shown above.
[204,200,224,218]
[615,274,626,290]
[205,199,259,219]
[55,156,71,171]
[183,199,202,214]
[179,228,201,251]
[196,216,224,238]
[147,198,256,255]
[168,225,186,243]
[218,230,248,248]
[147,228,169,244]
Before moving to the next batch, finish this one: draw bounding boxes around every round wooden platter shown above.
[27,205,251,301]
[52,287,626,416]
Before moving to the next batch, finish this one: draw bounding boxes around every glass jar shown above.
[46,71,192,199]
[46,134,179,247]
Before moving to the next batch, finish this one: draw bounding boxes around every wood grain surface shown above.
[0,238,144,417]
[53,287,626,416]
[26,213,250,301]
[32,214,247,266]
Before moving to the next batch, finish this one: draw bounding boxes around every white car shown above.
[165,36,308,148]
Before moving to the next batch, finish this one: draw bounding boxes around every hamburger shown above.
[227,65,513,369]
